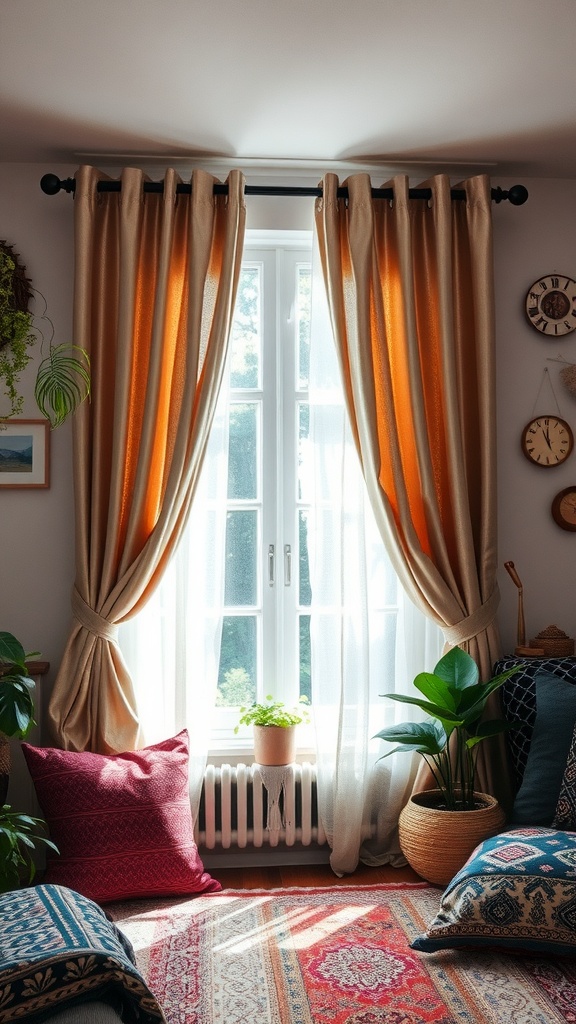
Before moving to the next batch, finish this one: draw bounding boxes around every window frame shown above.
[210,229,314,758]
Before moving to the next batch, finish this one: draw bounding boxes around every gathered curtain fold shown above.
[48,165,245,753]
[314,172,512,815]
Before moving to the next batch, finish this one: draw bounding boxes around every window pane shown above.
[297,265,311,389]
[298,401,310,501]
[217,615,257,705]
[224,510,257,605]
[299,614,311,701]
[299,509,311,605]
[230,265,261,389]
[228,403,258,500]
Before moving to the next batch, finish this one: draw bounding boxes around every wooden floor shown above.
[210,861,422,890]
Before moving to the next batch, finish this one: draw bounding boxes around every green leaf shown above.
[465,718,518,747]
[0,632,27,670]
[34,344,90,428]
[413,671,457,712]
[381,692,464,726]
[374,720,447,756]
[434,647,478,692]
[0,677,35,738]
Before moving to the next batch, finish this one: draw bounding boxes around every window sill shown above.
[206,745,317,767]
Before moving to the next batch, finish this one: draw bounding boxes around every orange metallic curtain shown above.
[315,172,511,806]
[48,166,245,753]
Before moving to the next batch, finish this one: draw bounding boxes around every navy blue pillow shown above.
[496,656,576,787]
[512,670,576,825]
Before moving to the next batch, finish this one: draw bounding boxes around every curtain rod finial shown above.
[40,174,62,195]
[492,184,528,206]
[40,174,76,195]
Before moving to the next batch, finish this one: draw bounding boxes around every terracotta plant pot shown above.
[398,789,506,887]
[253,725,296,766]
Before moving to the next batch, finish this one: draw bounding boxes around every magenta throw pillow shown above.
[22,730,220,904]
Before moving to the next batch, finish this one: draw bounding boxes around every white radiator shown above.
[197,762,327,850]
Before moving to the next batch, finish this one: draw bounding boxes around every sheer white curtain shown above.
[118,385,229,814]
[308,241,443,876]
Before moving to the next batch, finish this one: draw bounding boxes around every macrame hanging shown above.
[256,764,294,839]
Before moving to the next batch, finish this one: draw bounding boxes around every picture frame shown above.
[0,419,50,488]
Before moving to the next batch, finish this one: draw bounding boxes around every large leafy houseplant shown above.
[0,631,58,892]
[374,647,515,811]
[0,630,37,747]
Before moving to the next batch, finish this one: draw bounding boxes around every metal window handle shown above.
[268,544,275,586]
[284,544,292,586]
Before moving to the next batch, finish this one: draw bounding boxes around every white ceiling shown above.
[2,0,576,180]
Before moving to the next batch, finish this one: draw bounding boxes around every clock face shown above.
[521,415,574,467]
[525,275,576,336]
[552,487,576,531]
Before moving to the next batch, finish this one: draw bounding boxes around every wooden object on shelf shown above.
[504,561,545,656]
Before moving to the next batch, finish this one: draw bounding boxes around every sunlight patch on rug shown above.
[108,883,576,1024]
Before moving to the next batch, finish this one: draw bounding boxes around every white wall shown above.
[494,177,576,654]
[0,163,78,714]
[0,163,575,725]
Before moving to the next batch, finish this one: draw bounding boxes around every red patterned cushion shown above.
[22,730,221,904]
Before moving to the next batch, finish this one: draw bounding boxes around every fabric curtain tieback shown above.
[72,589,119,643]
[443,588,500,647]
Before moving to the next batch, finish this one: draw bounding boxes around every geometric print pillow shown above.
[412,827,576,955]
[495,656,576,787]
[553,722,576,829]
[22,730,221,905]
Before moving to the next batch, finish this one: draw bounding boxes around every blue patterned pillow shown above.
[0,884,164,1022]
[553,722,576,829]
[412,827,576,955]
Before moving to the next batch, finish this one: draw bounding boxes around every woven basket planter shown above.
[0,735,10,805]
[398,789,506,887]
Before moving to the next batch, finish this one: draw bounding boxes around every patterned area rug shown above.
[108,883,576,1024]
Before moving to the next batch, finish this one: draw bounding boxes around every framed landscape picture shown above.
[0,420,50,488]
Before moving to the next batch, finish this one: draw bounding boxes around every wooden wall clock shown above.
[521,414,574,467]
[525,274,576,336]
[552,486,576,530]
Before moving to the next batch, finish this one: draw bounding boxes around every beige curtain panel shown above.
[48,166,245,753]
[315,172,511,808]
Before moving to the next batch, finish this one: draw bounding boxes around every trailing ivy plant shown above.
[0,248,35,419]
[0,241,90,427]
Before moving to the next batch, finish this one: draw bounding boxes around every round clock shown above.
[552,486,576,531]
[525,274,576,336]
[521,415,574,467]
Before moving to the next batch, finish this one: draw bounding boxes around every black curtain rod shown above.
[40,174,529,206]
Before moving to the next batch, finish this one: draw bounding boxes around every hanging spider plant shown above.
[34,343,90,428]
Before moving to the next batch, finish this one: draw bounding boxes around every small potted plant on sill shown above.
[374,646,516,886]
[235,695,311,766]
[0,630,58,892]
